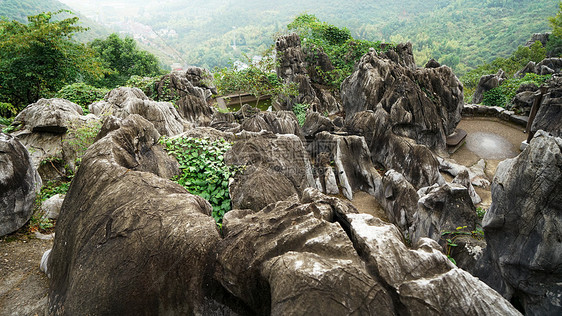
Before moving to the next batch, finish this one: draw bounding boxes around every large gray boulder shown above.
[13,98,83,133]
[225,133,315,211]
[89,87,186,136]
[0,133,42,236]
[476,131,562,315]
[341,212,520,315]
[46,115,229,315]
[239,110,303,137]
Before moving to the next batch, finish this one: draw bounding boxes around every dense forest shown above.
[54,0,557,76]
[2,0,557,75]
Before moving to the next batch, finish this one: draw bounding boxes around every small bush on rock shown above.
[482,73,551,107]
[160,136,241,225]
[293,103,310,126]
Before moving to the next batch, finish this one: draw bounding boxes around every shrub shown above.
[55,83,109,113]
[482,73,551,107]
[126,75,162,98]
[160,136,241,226]
[64,119,103,161]
[292,103,310,126]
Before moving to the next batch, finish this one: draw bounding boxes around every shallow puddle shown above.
[465,132,518,160]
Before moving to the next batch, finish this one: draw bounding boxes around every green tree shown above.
[547,1,562,57]
[87,33,163,88]
[0,11,104,110]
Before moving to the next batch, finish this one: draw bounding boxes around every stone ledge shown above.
[462,104,528,127]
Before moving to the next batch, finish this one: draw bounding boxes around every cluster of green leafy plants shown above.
[160,136,241,226]
[476,207,487,219]
[64,119,103,161]
[126,75,162,98]
[292,103,310,126]
[55,83,109,113]
[213,52,298,107]
[441,225,485,265]
[482,73,551,107]
[29,176,73,233]
[287,14,390,89]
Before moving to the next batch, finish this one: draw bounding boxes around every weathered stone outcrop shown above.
[0,133,41,236]
[301,111,335,138]
[13,98,84,134]
[473,69,506,104]
[47,115,227,315]
[225,133,315,211]
[341,213,520,315]
[341,46,462,166]
[346,110,444,189]
[412,183,478,244]
[525,32,551,47]
[375,170,419,236]
[475,131,562,315]
[239,110,303,137]
[309,131,380,199]
[152,70,215,125]
[217,189,396,315]
[531,76,562,137]
[515,58,562,78]
[90,87,186,136]
[275,33,341,114]
[12,99,101,181]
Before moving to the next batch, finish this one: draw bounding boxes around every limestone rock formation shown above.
[217,189,396,315]
[515,58,562,77]
[239,111,302,137]
[152,69,215,125]
[476,131,562,315]
[225,133,315,211]
[473,69,506,104]
[0,133,42,236]
[89,87,186,136]
[47,114,222,315]
[13,98,83,133]
[413,183,478,244]
[341,46,463,143]
[342,213,520,315]
[301,111,335,138]
[41,194,65,220]
[346,110,445,189]
[525,32,551,47]
[309,131,380,199]
[275,33,341,114]
[531,76,562,137]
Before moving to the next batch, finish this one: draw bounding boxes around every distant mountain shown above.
[6,0,559,75]
[0,0,109,42]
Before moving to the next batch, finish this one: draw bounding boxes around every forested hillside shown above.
[57,0,557,75]
[3,0,559,75]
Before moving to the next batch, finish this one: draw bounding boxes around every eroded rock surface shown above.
[475,131,562,315]
[47,115,223,315]
[0,133,41,236]
[90,87,186,136]
[531,76,562,137]
[473,69,506,104]
[13,98,83,134]
[225,133,314,211]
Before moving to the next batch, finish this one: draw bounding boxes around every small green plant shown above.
[29,178,72,233]
[476,207,487,219]
[441,225,485,265]
[64,119,102,159]
[293,103,310,126]
[126,75,162,97]
[160,136,241,225]
[0,102,17,118]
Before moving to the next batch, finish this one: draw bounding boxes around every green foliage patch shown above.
[441,225,485,265]
[160,136,240,226]
[55,83,109,113]
[64,119,103,161]
[288,14,388,89]
[482,73,551,107]
[292,103,310,126]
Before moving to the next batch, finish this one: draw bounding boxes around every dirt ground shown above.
[0,231,52,316]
